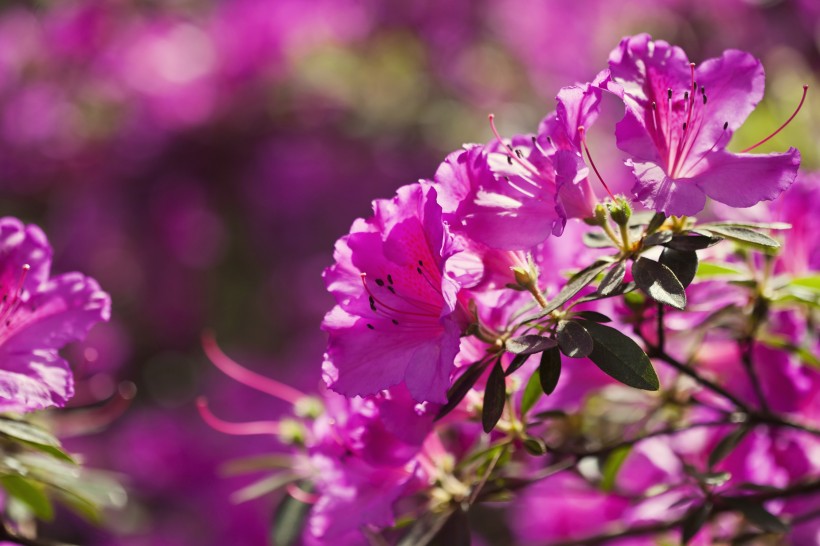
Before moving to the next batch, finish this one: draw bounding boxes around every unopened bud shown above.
[608,197,632,226]
[512,266,534,287]
[585,203,609,226]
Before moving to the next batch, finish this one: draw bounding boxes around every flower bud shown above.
[608,197,633,226]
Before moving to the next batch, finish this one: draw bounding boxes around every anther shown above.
[387,274,393,285]
[723,121,728,130]
[367,324,375,330]
[667,88,672,100]
[375,278,385,287]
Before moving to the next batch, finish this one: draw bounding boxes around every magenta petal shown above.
[0,350,73,412]
[629,160,706,216]
[687,49,764,161]
[322,307,406,398]
[692,148,800,208]
[2,272,111,352]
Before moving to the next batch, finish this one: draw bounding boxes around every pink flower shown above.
[0,218,110,412]
[322,183,472,403]
[609,34,800,215]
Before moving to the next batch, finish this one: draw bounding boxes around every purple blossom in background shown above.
[0,217,109,413]
[609,33,801,215]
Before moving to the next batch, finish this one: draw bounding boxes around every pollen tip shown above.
[22,264,30,271]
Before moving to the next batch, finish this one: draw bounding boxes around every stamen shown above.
[577,126,615,200]
[286,483,319,504]
[488,114,544,180]
[202,331,305,404]
[741,84,809,153]
[55,381,136,438]
[197,397,280,436]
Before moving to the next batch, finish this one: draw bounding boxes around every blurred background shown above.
[0,0,817,544]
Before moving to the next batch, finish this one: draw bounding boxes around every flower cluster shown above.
[201,34,819,545]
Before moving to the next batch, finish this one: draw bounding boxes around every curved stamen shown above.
[741,85,808,153]
[197,397,280,436]
[488,114,545,182]
[202,331,305,404]
[286,483,320,504]
[55,381,137,438]
[578,126,615,200]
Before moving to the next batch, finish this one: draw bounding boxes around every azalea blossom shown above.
[433,75,605,252]
[609,33,801,216]
[322,183,474,403]
[0,217,110,412]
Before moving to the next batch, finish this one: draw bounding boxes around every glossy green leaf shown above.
[659,247,698,288]
[538,347,562,395]
[665,234,722,251]
[506,335,557,356]
[597,261,626,296]
[571,311,612,323]
[482,361,506,433]
[697,225,780,249]
[556,320,593,358]
[541,261,611,314]
[436,359,492,420]
[642,230,673,247]
[632,257,686,310]
[580,320,659,390]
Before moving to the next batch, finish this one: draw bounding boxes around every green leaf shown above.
[632,257,686,310]
[436,359,492,420]
[482,361,506,433]
[541,261,611,314]
[726,499,789,533]
[583,231,615,248]
[697,225,780,249]
[18,440,76,464]
[580,320,659,390]
[791,275,820,292]
[681,502,713,544]
[556,320,593,358]
[0,418,61,448]
[600,446,631,492]
[271,486,313,546]
[538,347,562,395]
[659,247,698,288]
[665,234,722,251]
[597,261,626,296]
[574,282,636,305]
[520,370,543,417]
[504,353,530,376]
[645,212,667,234]
[642,230,673,247]
[0,475,53,521]
[708,426,750,468]
[695,262,744,279]
[702,221,790,230]
[570,311,611,323]
[506,334,557,356]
